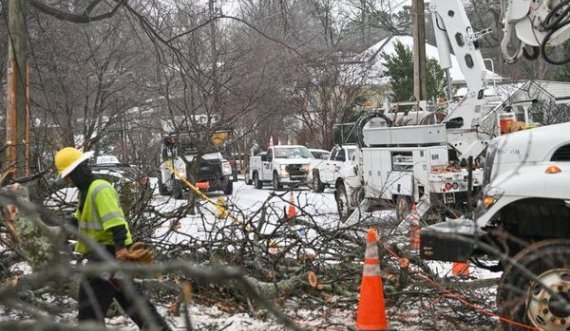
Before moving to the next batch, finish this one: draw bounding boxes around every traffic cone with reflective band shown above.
[216,197,229,219]
[409,204,420,250]
[356,228,389,331]
[452,261,470,276]
[288,191,297,219]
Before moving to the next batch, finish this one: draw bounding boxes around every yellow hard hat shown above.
[54,147,94,179]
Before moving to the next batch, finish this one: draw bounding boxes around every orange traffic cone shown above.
[452,261,470,276]
[409,204,420,250]
[356,228,389,331]
[287,191,297,219]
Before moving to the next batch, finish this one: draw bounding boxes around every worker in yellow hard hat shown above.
[54,147,171,330]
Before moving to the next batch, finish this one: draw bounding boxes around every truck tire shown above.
[396,196,412,222]
[245,169,252,185]
[335,183,350,222]
[172,180,183,200]
[253,172,263,189]
[158,175,168,196]
[272,172,283,191]
[312,171,325,193]
[497,239,570,331]
[223,179,233,195]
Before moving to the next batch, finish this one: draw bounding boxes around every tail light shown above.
[197,182,210,190]
[222,161,233,176]
[445,182,452,190]
[230,160,237,168]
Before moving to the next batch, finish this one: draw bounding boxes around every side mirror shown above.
[261,154,268,162]
[321,155,328,160]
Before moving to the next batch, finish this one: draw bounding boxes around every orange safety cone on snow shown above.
[356,228,389,331]
[287,191,297,219]
[409,204,420,250]
[452,261,471,276]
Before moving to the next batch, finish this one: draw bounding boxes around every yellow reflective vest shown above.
[74,179,133,254]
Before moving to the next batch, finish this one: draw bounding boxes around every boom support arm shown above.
[430,0,497,161]
[431,0,489,130]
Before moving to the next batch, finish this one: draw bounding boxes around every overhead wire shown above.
[20,1,56,122]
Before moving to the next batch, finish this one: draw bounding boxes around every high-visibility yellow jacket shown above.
[74,179,133,254]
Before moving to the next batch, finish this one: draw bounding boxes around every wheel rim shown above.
[337,189,348,218]
[526,268,570,330]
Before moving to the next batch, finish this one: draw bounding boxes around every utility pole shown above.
[412,0,427,103]
[6,0,29,178]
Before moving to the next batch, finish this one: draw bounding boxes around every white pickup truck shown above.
[249,145,312,190]
[309,145,359,193]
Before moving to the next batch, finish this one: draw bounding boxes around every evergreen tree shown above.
[382,41,445,102]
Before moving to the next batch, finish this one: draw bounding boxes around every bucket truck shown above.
[338,0,502,223]
[418,1,570,329]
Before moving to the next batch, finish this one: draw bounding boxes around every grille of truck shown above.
[197,161,222,181]
[286,164,306,176]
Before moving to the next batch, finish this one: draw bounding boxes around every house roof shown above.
[514,80,570,103]
[360,35,502,85]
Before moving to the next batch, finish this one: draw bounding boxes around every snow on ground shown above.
[144,180,502,330]
[23,179,503,330]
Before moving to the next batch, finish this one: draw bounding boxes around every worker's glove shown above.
[115,242,154,263]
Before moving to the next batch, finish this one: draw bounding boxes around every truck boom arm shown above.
[431,0,489,130]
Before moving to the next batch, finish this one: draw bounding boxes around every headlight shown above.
[279,164,288,175]
[481,187,504,209]
[222,162,233,176]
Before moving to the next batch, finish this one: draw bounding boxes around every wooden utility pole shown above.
[6,0,29,178]
[412,0,426,102]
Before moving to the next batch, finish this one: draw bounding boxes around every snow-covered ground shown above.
[6,179,502,330]
[142,180,501,330]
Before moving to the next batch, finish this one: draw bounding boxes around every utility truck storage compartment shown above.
[420,219,476,262]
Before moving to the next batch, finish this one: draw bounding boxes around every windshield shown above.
[311,151,329,159]
[273,146,313,159]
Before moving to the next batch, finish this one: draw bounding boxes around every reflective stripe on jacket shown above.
[74,179,133,254]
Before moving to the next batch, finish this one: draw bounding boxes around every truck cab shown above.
[310,145,358,193]
[158,135,234,199]
[249,145,312,190]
